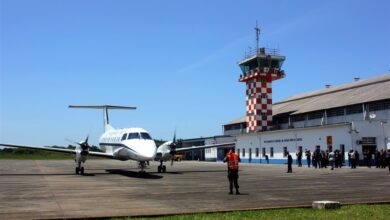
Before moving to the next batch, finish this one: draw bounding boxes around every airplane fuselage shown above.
[99,127,157,161]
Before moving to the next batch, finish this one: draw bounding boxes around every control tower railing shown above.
[244,47,280,59]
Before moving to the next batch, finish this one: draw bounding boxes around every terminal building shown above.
[183,28,390,164]
[219,73,390,164]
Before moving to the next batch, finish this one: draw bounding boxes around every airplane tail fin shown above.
[68,105,137,132]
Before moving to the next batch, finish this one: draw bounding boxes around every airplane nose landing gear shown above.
[138,161,147,177]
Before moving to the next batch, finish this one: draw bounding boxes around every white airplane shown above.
[0,105,235,176]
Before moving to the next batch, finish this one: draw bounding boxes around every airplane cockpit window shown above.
[128,133,140,139]
[121,133,127,141]
[140,132,152,140]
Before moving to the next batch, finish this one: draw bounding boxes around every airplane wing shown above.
[175,142,236,153]
[0,144,113,159]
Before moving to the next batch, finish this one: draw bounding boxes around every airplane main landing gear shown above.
[75,167,85,175]
[157,160,166,173]
[75,160,85,175]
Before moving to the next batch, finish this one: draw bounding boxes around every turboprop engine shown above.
[74,135,90,175]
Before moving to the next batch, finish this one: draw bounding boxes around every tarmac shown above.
[0,159,389,219]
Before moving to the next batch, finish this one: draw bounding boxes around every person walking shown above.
[287,151,293,173]
[223,147,241,195]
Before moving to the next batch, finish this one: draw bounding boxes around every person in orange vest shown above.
[223,147,241,194]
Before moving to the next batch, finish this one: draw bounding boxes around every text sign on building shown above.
[263,138,303,144]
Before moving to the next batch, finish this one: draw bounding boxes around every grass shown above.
[115,203,390,220]
[0,148,102,160]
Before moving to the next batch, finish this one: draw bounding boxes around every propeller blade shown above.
[85,134,89,145]
[173,129,176,143]
[65,138,80,145]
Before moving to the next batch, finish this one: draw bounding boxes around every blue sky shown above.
[1,0,389,146]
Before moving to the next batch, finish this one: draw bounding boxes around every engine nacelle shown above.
[156,141,173,161]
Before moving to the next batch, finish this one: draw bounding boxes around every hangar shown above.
[215,73,390,164]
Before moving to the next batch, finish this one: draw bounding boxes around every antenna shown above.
[254,21,261,53]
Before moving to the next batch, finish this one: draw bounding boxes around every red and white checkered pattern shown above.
[240,67,284,133]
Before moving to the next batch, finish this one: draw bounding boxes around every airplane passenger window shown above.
[128,133,140,139]
[140,132,152,140]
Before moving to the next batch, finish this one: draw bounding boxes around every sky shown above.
[1,0,389,147]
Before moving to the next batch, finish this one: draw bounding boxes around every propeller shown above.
[169,130,178,166]
[66,134,90,156]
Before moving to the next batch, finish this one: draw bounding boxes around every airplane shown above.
[0,105,235,176]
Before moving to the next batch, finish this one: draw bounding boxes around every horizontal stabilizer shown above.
[68,105,136,110]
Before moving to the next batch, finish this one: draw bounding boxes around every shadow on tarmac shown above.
[0,173,78,176]
[105,169,163,179]
[163,170,226,174]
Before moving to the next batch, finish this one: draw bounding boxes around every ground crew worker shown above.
[223,147,241,195]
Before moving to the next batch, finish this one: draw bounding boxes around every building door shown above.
[362,145,376,155]
[249,148,252,163]
[362,145,376,166]
[340,144,345,163]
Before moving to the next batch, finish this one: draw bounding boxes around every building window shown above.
[368,99,390,111]
[283,147,288,157]
[327,107,345,117]
[291,114,305,122]
[308,111,324,120]
[346,104,363,115]
[256,148,259,157]
[262,147,266,157]
[242,148,246,157]
[270,147,274,157]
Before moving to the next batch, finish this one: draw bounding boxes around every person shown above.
[223,147,241,194]
[375,150,381,168]
[355,150,360,167]
[265,154,269,164]
[334,150,340,168]
[328,150,335,170]
[312,152,317,169]
[305,149,311,168]
[348,149,352,167]
[386,149,390,173]
[287,151,293,173]
[296,150,302,167]
[350,150,356,169]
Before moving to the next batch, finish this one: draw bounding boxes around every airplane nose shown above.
[144,141,157,159]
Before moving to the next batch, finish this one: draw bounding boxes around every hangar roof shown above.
[225,73,390,125]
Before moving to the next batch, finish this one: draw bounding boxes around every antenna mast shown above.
[254,21,261,53]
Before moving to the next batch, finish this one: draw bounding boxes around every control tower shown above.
[238,26,286,133]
